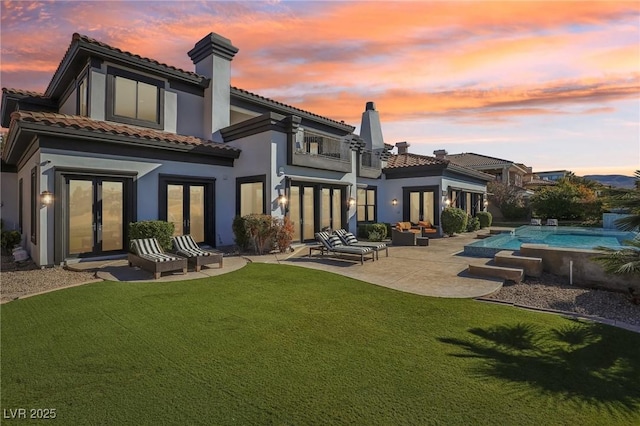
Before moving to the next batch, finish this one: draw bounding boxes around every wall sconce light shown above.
[278,194,288,206]
[484,200,489,207]
[41,190,54,206]
[392,198,398,206]
[348,197,356,207]
[445,198,451,207]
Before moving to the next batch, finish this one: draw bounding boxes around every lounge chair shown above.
[314,232,375,265]
[172,235,223,272]
[334,229,388,260]
[128,238,187,279]
[546,219,558,226]
[530,218,542,226]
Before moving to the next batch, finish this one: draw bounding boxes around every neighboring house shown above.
[0,32,490,267]
[535,170,571,182]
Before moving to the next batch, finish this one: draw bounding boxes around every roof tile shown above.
[385,153,447,168]
[9,111,240,155]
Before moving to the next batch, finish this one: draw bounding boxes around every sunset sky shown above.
[1,0,638,176]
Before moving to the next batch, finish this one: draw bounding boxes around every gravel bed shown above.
[483,273,640,327]
[1,256,98,303]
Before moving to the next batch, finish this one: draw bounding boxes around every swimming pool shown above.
[464,226,637,257]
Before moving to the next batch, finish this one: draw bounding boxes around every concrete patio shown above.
[67,230,504,299]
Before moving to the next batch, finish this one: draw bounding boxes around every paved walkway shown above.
[68,231,503,298]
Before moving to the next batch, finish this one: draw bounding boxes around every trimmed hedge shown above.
[232,216,251,251]
[476,211,493,228]
[129,220,175,251]
[357,223,388,240]
[466,216,480,232]
[441,208,468,236]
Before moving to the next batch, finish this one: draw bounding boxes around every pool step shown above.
[494,251,543,278]
[468,264,524,283]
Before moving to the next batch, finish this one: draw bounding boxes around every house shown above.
[0,32,491,267]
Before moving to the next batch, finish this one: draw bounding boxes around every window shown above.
[78,75,88,116]
[30,168,37,244]
[357,186,376,222]
[236,176,266,216]
[107,67,163,129]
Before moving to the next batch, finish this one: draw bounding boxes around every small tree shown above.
[274,216,295,253]
[243,214,276,255]
[530,178,602,221]
[441,208,468,236]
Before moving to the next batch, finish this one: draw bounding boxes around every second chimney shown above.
[433,149,448,159]
[396,142,410,155]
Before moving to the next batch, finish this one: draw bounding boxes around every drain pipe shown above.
[569,260,573,285]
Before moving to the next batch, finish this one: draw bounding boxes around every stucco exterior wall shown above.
[519,244,640,292]
[176,90,204,139]
[0,172,19,231]
[59,86,77,115]
[378,175,443,225]
[90,70,106,121]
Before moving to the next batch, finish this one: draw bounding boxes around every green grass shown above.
[2,263,639,425]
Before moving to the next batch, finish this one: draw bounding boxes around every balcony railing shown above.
[292,130,352,172]
[359,150,382,178]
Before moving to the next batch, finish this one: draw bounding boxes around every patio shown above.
[65,230,502,299]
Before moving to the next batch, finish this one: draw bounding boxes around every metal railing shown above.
[295,130,351,162]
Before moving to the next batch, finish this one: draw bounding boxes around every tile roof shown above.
[3,88,48,99]
[385,153,448,168]
[446,153,513,167]
[230,86,355,131]
[9,111,240,156]
[72,33,202,79]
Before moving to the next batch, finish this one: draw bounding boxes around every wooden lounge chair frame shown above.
[128,238,187,279]
[313,232,375,265]
[172,235,223,272]
[334,229,389,260]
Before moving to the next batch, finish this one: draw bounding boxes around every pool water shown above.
[464,226,637,257]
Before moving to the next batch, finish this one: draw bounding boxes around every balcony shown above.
[358,150,382,178]
[291,130,352,172]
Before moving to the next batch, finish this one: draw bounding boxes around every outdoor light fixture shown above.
[278,194,288,206]
[392,198,398,206]
[348,197,356,207]
[445,198,451,207]
[41,191,54,206]
[484,200,489,206]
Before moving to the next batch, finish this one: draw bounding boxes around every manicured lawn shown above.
[2,263,639,425]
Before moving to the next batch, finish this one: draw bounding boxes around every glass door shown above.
[67,177,125,256]
[288,182,345,242]
[406,189,436,225]
[167,183,206,242]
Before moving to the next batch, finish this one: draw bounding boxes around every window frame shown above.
[77,73,89,117]
[236,175,267,216]
[18,178,23,233]
[356,185,377,223]
[106,66,164,129]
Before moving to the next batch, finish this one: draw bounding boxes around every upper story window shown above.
[78,75,88,116]
[106,67,164,129]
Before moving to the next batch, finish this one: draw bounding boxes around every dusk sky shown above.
[1,0,638,176]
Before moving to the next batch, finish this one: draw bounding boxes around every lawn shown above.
[2,263,639,425]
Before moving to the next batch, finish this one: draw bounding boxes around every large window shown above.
[30,168,37,244]
[236,176,266,216]
[107,67,163,128]
[357,186,376,222]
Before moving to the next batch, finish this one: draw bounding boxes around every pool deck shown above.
[68,230,505,299]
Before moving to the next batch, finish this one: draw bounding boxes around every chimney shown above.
[433,149,448,159]
[396,141,410,155]
[188,33,239,142]
[360,101,385,151]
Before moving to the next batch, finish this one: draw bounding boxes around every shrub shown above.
[1,230,22,254]
[466,216,480,232]
[243,214,276,255]
[368,223,387,240]
[501,202,530,220]
[129,220,174,251]
[368,230,384,242]
[357,223,388,240]
[274,216,295,253]
[232,216,251,252]
[441,208,468,236]
[476,211,492,228]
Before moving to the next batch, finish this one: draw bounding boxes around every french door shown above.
[288,182,345,242]
[167,184,205,242]
[67,176,128,256]
[403,186,439,225]
[159,176,215,245]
